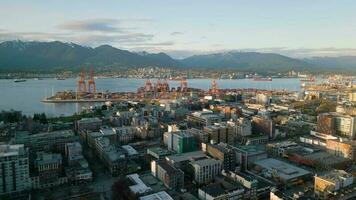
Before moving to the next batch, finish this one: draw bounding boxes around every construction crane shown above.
[211,80,219,95]
[77,69,87,95]
[180,78,188,92]
[87,68,96,94]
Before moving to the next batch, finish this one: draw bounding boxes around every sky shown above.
[0,0,356,58]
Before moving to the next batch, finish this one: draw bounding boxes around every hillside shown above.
[0,40,355,73]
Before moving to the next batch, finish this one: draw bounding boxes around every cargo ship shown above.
[253,77,272,81]
[300,76,316,82]
[14,79,26,83]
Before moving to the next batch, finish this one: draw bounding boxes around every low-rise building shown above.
[127,173,152,196]
[253,158,311,186]
[151,160,184,190]
[147,147,171,160]
[202,143,236,171]
[139,191,173,200]
[75,117,102,132]
[187,110,222,127]
[191,158,222,184]
[33,152,67,189]
[314,170,354,199]
[203,123,234,144]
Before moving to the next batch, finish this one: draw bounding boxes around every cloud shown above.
[58,18,153,33]
[0,30,70,42]
[58,19,121,32]
[126,41,175,47]
[170,31,183,36]
[236,47,356,58]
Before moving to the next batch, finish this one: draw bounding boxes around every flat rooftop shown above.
[0,144,26,157]
[165,151,206,164]
[127,173,152,195]
[254,158,311,181]
[139,191,173,200]
[122,145,138,156]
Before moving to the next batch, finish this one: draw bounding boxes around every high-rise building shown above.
[163,130,197,153]
[0,144,30,195]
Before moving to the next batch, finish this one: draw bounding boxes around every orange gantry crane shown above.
[180,78,188,92]
[87,68,96,93]
[211,79,219,95]
[77,69,87,94]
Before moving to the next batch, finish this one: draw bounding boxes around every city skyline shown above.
[1,0,356,58]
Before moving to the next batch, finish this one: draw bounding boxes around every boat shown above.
[253,77,272,81]
[56,77,66,80]
[14,79,26,82]
[300,76,316,82]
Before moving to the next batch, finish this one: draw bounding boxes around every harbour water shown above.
[0,78,301,117]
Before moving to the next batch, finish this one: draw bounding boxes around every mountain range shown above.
[0,40,355,73]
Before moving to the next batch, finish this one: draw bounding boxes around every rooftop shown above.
[254,158,311,181]
[191,158,222,167]
[139,191,173,200]
[165,151,206,164]
[0,144,26,157]
[35,151,62,166]
[122,145,138,156]
[316,170,353,183]
[127,173,152,194]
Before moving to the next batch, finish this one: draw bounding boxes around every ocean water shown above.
[0,78,301,117]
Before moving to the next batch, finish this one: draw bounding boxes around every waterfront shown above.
[0,78,302,116]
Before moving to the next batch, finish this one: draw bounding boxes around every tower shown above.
[77,69,87,94]
[87,68,96,94]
